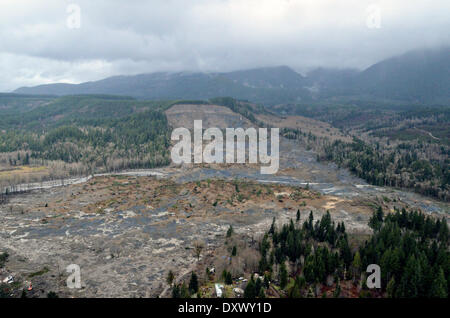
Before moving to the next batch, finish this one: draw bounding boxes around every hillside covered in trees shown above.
[279,104,450,201]
[0,95,176,189]
[178,208,449,298]
[0,94,269,192]
[256,208,449,298]
[1,93,448,203]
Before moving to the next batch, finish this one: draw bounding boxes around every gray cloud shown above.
[0,0,449,91]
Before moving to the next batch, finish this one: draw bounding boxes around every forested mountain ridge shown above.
[0,95,171,131]
[13,48,450,105]
[14,67,309,106]
[350,47,450,103]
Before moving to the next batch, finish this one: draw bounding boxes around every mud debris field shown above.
[0,172,382,298]
[0,137,448,298]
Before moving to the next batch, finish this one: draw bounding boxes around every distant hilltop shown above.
[14,47,450,105]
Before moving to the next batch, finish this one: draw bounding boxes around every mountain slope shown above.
[351,47,450,103]
[223,65,306,89]
[15,66,311,105]
[13,48,450,104]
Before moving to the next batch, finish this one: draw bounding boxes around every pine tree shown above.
[225,271,233,285]
[438,218,449,244]
[289,276,303,298]
[263,273,270,288]
[180,282,190,298]
[226,225,234,238]
[429,268,448,298]
[172,284,180,298]
[369,209,382,232]
[340,222,346,234]
[398,255,420,297]
[304,254,316,283]
[352,251,361,278]
[339,237,353,268]
[308,211,314,230]
[167,270,175,286]
[296,209,300,222]
[333,278,341,298]
[189,271,198,294]
[255,277,262,297]
[244,277,256,298]
[258,287,265,298]
[386,276,396,298]
[269,217,276,235]
[376,206,384,223]
[280,262,288,289]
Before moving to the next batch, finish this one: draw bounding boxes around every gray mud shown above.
[0,138,448,297]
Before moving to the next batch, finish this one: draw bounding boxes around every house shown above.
[2,275,13,284]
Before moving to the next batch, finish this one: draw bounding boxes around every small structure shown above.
[233,288,244,297]
[215,283,224,298]
[3,275,13,284]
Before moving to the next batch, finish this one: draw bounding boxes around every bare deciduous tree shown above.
[193,240,205,261]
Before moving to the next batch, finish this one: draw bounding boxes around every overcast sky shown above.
[0,0,449,92]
